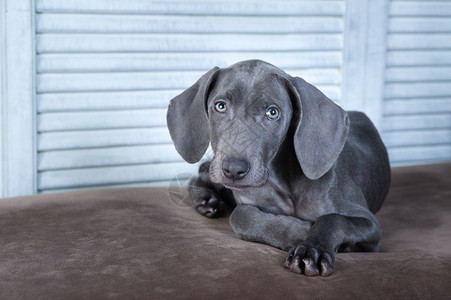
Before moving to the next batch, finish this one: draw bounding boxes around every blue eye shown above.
[266,107,280,120]
[214,101,227,113]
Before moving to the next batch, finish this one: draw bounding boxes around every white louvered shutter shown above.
[35,0,345,192]
[382,0,451,165]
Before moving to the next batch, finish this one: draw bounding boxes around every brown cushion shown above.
[1,163,451,298]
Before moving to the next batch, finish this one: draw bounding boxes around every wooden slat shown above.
[388,145,451,165]
[382,114,451,132]
[387,34,451,50]
[36,33,343,53]
[386,51,451,67]
[39,180,179,194]
[385,82,451,99]
[37,52,343,73]
[37,71,203,93]
[38,128,171,151]
[281,70,341,86]
[37,90,180,113]
[2,0,37,196]
[384,98,451,115]
[382,129,451,148]
[37,69,341,93]
[38,109,167,132]
[37,128,172,151]
[389,17,451,33]
[36,14,343,34]
[38,161,199,190]
[38,144,180,170]
[386,67,451,82]
[36,0,345,16]
[390,1,451,17]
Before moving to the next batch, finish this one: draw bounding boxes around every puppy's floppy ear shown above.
[289,77,349,180]
[167,67,220,163]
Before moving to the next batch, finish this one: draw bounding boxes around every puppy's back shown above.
[341,111,391,213]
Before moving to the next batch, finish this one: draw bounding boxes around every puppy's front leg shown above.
[229,205,312,251]
[189,161,235,218]
[284,213,382,277]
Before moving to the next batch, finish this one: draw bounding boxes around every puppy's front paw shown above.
[190,187,226,218]
[283,243,334,277]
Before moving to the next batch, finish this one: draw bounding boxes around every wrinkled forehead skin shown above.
[207,60,294,143]
[206,60,293,111]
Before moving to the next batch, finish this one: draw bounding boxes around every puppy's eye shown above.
[266,107,280,120]
[214,101,227,113]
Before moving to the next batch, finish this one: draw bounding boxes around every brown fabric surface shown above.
[1,163,451,299]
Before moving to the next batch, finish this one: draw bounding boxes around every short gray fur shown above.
[167,60,391,276]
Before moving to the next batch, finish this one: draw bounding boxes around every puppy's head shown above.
[167,60,349,189]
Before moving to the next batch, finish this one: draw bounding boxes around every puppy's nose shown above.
[222,158,250,181]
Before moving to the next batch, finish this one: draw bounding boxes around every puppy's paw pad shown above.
[193,192,226,218]
[283,249,304,274]
[302,258,319,276]
[283,243,334,277]
[320,259,333,277]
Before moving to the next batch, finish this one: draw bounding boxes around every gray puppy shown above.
[167,60,390,276]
